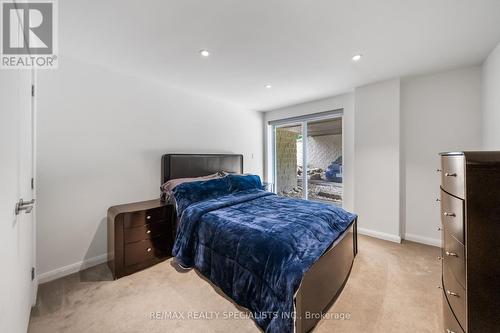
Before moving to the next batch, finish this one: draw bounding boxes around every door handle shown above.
[15,198,35,215]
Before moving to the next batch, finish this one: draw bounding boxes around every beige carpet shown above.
[29,235,443,333]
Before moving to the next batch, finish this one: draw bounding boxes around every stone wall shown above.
[276,128,299,193]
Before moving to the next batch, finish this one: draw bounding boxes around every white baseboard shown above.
[35,233,439,284]
[37,253,108,284]
[404,233,441,247]
[357,227,401,243]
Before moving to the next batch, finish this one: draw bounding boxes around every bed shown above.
[161,154,358,333]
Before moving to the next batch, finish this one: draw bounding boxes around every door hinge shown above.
[31,177,34,190]
[31,267,35,281]
[31,84,35,97]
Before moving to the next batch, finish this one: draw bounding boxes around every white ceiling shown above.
[62,0,500,111]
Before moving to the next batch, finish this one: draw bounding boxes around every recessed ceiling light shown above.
[199,49,210,57]
[265,84,272,89]
[352,54,362,62]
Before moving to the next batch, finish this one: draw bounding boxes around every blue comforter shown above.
[173,185,356,333]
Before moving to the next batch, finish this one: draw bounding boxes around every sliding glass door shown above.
[271,112,343,206]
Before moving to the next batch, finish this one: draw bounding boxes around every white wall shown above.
[0,70,34,332]
[401,67,482,246]
[36,57,263,281]
[263,93,355,212]
[354,79,401,242]
[482,42,500,149]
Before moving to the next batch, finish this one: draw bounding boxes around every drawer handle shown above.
[445,251,458,257]
[445,172,457,177]
[146,215,151,220]
[436,169,442,173]
[446,329,456,333]
[147,247,152,252]
[146,230,151,234]
[443,212,456,217]
[446,290,459,297]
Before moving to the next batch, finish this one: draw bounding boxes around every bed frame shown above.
[161,153,357,333]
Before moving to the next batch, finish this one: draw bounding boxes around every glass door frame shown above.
[269,109,344,202]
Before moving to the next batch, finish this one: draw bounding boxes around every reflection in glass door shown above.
[306,118,343,205]
[272,114,343,206]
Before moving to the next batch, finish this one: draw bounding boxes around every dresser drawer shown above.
[443,291,465,333]
[123,206,169,229]
[124,236,170,267]
[441,155,465,199]
[443,265,466,329]
[124,222,169,244]
[443,231,465,289]
[441,190,464,244]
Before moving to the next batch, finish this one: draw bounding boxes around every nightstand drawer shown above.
[124,222,168,244]
[124,206,169,228]
[124,236,170,267]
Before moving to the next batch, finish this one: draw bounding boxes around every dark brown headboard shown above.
[161,154,243,185]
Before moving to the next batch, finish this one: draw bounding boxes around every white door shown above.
[0,66,36,332]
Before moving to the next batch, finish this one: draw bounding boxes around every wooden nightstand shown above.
[107,199,174,279]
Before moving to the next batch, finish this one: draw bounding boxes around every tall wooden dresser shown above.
[439,152,500,333]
